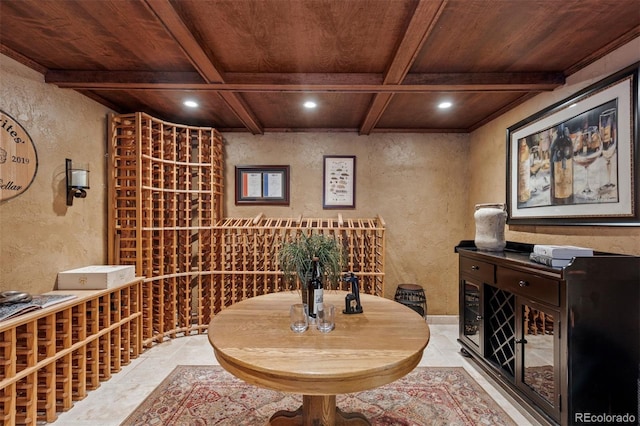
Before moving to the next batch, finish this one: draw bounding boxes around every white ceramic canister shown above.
[474,203,507,251]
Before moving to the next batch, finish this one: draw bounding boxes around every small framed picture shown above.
[323,155,356,209]
[235,165,290,205]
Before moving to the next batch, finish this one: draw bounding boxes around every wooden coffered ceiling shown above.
[1,0,639,134]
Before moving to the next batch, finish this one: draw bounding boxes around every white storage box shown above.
[58,265,136,290]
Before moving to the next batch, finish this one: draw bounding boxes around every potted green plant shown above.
[278,232,344,293]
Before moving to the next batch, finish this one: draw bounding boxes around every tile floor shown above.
[52,318,542,425]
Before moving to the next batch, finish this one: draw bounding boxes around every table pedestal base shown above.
[269,395,371,426]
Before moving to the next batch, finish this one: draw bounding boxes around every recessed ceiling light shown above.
[303,101,317,109]
[184,100,199,108]
[438,101,453,109]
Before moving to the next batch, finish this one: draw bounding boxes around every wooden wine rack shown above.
[0,279,142,425]
[108,112,223,345]
[126,214,386,347]
[107,112,224,275]
[107,113,385,347]
[212,214,386,308]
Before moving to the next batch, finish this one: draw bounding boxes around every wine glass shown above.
[599,109,617,190]
[573,125,602,200]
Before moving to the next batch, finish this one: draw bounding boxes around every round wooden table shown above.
[208,291,430,425]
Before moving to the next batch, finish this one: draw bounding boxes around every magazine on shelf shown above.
[529,252,573,268]
[532,244,594,259]
[0,294,77,322]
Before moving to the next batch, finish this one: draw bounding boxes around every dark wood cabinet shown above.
[456,241,639,426]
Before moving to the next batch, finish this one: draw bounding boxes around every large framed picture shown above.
[323,155,356,209]
[235,165,290,205]
[506,64,639,226]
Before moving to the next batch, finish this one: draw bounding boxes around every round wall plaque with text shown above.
[0,110,38,201]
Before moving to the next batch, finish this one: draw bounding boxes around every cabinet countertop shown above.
[455,240,637,280]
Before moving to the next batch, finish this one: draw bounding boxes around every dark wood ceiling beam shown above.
[46,70,206,85]
[358,94,394,136]
[143,0,263,134]
[142,0,224,83]
[360,0,448,135]
[219,126,467,134]
[564,24,640,76]
[217,92,264,135]
[382,1,448,85]
[225,73,384,86]
[403,72,565,88]
[371,127,467,134]
[46,70,564,92]
[466,93,538,132]
[0,45,48,75]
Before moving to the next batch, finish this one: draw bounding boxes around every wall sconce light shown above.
[66,158,89,206]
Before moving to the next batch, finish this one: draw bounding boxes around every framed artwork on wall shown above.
[235,165,290,205]
[323,155,356,209]
[506,63,639,226]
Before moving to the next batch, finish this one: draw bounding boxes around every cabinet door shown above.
[484,284,516,380]
[516,299,560,422]
[460,278,482,354]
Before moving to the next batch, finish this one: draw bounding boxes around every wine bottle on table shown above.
[307,257,323,319]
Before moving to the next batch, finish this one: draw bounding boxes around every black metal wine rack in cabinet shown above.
[455,241,639,426]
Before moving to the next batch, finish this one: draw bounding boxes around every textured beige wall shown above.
[468,38,640,256]
[224,132,470,313]
[0,55,112,293]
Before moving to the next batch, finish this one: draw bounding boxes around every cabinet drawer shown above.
[459,257,495,283]
[497,267,559,306]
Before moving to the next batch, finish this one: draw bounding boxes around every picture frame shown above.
[323,155,356,209]
[506,64,639,226]
[235,165,290,205]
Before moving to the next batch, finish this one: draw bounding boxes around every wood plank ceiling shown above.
[1,0,639,134]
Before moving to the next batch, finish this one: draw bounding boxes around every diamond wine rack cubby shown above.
[486,285,515,378]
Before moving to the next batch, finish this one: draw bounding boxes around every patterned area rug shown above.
[121,366,516,426]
